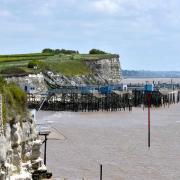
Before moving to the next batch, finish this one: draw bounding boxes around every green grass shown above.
[0,53,54,74]
[48,60,91,76]
[0,53,54,63]
[0,52,118,76]
[0,77,27,125]
[0,52,53,58]
[72,54,118,61]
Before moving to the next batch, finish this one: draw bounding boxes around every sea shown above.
[36,78,180,180]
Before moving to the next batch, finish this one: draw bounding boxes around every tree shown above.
[60,49,79,54]
[54,49,61,54]
[42,48,79,54]
[42,48,54,53]
[89,49,107,54]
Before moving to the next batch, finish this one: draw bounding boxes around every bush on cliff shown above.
[28,60,50,72]
[0,77,27,125]
[42,48,79,54]
[89,49,107,54]
[28,60,39,68]
[0,67,27,75]
[42,48,54,54]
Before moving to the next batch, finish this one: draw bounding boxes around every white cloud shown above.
[87,0,180,34]
[30,0,58,16]
[89,0,178,17]
[91,0,119,14]
[0,10,12,17]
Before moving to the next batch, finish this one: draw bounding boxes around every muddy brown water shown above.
[36,102,180,180]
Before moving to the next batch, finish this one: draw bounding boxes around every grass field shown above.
[0,53,53,62]
[48,60,91,76]
[0,52,117,76]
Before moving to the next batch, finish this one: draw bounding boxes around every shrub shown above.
[28,60,39,68]
[0,67,27,75]
[42,48,54,54]
[59,49,79,54]
[89,49,107,54]
[0,77,27,125]
[42,48,79,55]
[54,49,61,54]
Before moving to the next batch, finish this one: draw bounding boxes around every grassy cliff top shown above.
[0,52,118,76]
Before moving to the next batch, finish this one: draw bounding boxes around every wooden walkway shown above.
[27,89,180,112]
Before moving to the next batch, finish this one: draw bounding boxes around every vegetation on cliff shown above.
[0,49,118,76]
[0,67,28,76]
[0,77,27,125]
[0,53,54,63]
[42,48,79,54]
[89,48,107,54]
[27,59,91,76]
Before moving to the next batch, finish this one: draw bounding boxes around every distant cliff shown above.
[2,53,122,93]
[85,55,122,84]
[43,54,122,86]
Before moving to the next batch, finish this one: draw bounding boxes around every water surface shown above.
[37,103,180,180]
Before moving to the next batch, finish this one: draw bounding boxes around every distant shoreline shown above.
[122,70,180,79]
[123,77,180,79]
[122,77,180,84]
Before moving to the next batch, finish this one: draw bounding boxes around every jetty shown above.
[27,84,180,112]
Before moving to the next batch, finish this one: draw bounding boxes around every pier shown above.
[27,84,180,112]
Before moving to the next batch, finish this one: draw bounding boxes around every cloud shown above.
[92,0,119,14]
[88,0,179,17]
[31,0,58,16]
[0,10,12,17]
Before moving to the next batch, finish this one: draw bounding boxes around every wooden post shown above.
[148,93,151,148]
[100,164,102,180]
[39,132,50,166]
[44,134,48,165]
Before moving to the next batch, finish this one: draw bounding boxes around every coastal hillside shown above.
[0,49,122,85]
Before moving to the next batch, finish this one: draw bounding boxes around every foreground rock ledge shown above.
[0,112,52,180]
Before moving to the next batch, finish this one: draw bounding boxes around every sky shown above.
[0,0,180,71]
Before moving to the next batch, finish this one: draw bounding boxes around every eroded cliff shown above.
[6,55,122,90]
[0,114,45,179]
[0,78,50,180]
[44,55,122,86]
[85,55,122,84]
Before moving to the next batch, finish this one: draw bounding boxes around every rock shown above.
[0,116,47,179]
[0,137,7,162]
[31,140,42,160]
[31,157,43,170]
[85,56,122,84]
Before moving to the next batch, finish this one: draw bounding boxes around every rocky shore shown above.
[0,112,51,180]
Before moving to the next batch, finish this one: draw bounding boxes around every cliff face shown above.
[43,55,122,86]
[85,55,122,84]
[0,112,46,180]
[6,73,48,94]
[6,55,122,88]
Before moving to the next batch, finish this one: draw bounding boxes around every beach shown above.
[36,102,180,180]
